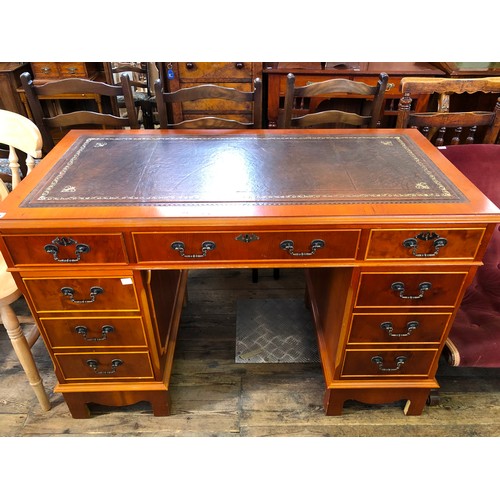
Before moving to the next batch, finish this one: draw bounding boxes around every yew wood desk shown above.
[0,128,498,419]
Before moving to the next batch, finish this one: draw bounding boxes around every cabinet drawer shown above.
[178,62,253,80]
[2,233,128,266]
[57,62,90,78]
[24,276,140,313]
[355,272,468,308]
[55,351,154,381]
[365,228,485,260]
[133,229,360,263]
[180,82,253,113]
[348,313,452,344]
[31,62,60,79]
[341,348,439,377]
[40,316,147,349]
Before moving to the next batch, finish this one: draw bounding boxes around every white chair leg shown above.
[1,304,51,411]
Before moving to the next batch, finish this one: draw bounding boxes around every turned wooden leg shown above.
[1,304,51,411]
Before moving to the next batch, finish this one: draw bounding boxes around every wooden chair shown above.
[396,77,500,145]
[280,72,389,128]
[155,76,266,282]
[20,71,139,153]
[0,109,51,411]
[154,77,263,129]
[105,62,156,129]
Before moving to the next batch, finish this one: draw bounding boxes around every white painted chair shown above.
[0,109,50,411]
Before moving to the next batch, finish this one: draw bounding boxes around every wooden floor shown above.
[2,268,500,437]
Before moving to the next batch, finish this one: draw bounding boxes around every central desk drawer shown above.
[54,351,154,381]
[133,230,360,263]
[3,233,128,266]
[40,316,148,349]
[341,348,439,378]
[24,276,140,313]
[355,272,468,308]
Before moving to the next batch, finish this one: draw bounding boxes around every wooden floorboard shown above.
[1,268,500,437]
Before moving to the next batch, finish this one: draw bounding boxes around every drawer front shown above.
[355,272,468,308]
[31,62,60,79]
[3,233,128,266]
[40,316,147,349]
[24,276,140,313]
[55,351,154,381]
[348,313,452,344]
[341,349,439,377]
[57,62,89,78]
[365,228,485,260]
[133,230,360,263]
[178,62,254,80]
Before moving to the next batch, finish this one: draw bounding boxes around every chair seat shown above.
[442,145,500,367]
[117,92,153,104]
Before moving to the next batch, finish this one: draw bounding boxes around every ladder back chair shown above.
[0,109,51,411]
[20,72,139,153]
[280,72,389,129]
[155,76,266,282]
[154,78,263,129]
[105,62,156,129]
[396,77,500,145]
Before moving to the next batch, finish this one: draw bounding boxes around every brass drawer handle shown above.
[171,240,216,258]
[380,321,419,337]
[280,239,325,257]
[65,66,78,74]
[391,281,432,300]
[86,358,123,375]
[44,237,90,263]
[403,233,448,258]
[60,286,104,304]
[371,355,407,372]
[75,325,114,342]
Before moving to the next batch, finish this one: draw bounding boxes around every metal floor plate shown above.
[235,298,320,363]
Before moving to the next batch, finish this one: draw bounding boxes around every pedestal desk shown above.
[0,129,498,418]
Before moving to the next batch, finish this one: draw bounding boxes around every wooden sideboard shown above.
[0,128,498,418]
[264,62,446,128]
[160,62,263,124]
[0,62,31,116]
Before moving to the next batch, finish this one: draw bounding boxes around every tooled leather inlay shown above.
[22,134,467,207]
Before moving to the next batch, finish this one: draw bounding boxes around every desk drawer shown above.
[365,228,485,260]
[133,229,360,263]
[355,272,468,308]
[3,233,128,266]
[40,316,147,349]
[348,313,452,344]
[24,276,140,313]
[55,351,154,381]
[341,348,439,377]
